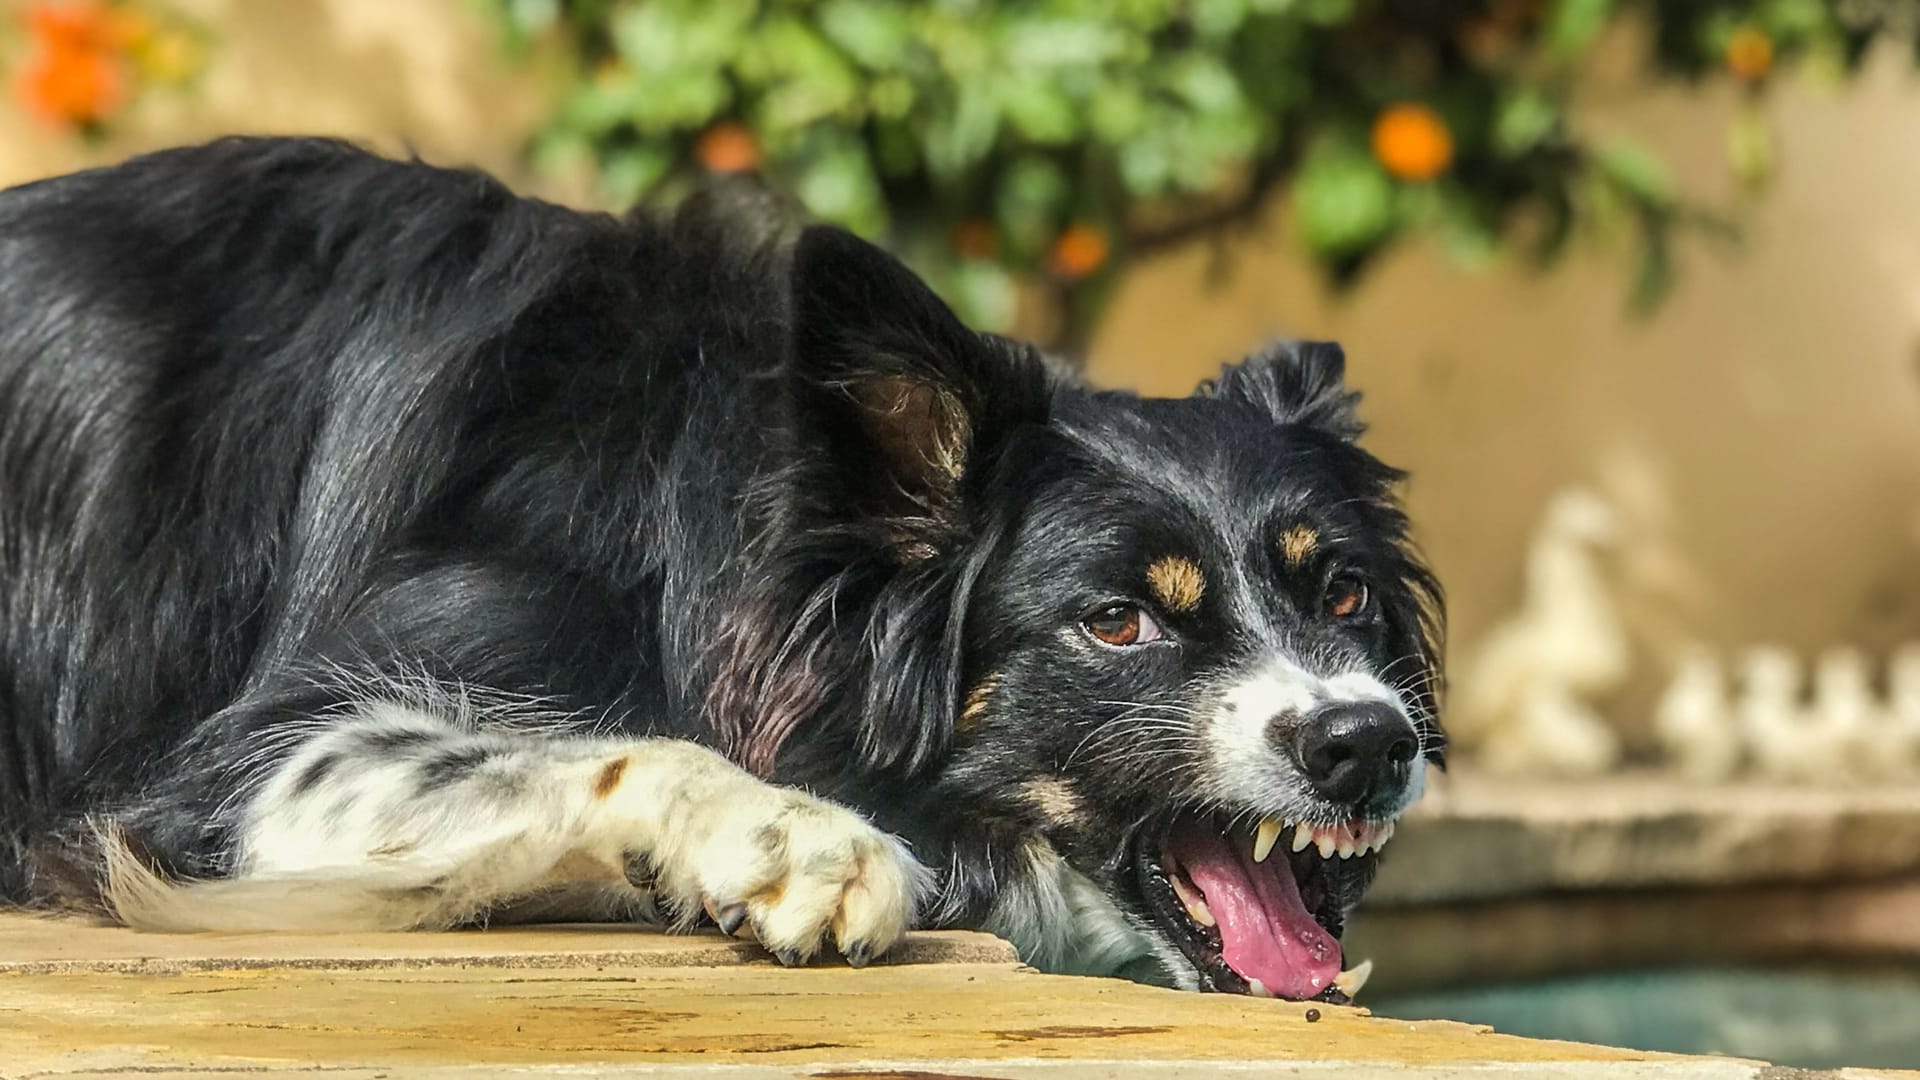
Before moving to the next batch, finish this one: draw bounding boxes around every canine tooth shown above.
[1186,898,1216,927]
[1332,958,1374,999]
[1185,896,1216,928]
[1247,977,1275,999]
[1290,824,1314,853]
[1315,829,1338,860]
[1170,872,1216,928]
[1253,818,1282,864]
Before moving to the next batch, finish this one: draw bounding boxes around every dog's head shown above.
[719,226,1442,1000]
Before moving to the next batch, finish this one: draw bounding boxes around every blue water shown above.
[1372,966,1920,1070]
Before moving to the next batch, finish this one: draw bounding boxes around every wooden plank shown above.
[0,913,1016,974]
[0,914,1745,1077]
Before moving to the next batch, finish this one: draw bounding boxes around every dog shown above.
[0,137,1443,1000]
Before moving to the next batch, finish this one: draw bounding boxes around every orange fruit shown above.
[17,41,126,125]
[1048,222,1109,280]
[1725,27,1773,83]
[25,0,122,53]
[696,122,760,174]
[1371,103,1454,182]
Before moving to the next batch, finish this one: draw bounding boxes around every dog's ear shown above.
[788,225,1052,557]
[1199,340,1363,441]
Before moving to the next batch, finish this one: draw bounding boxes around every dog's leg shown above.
[96,700,926,965]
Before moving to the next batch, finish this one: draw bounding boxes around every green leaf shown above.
[1118,130,1174,195]
[1493,89,1559,157]
[1189,0,1250,41]
[500,0,559,35]
[610,0,753,74]
[1727,106,1773,192]
[600,145,673,207]
[529,128,595,175]
[626,68,732,132]
[1627,210,1674,314]
[1761,0,1831,40]
[793,137,887,234]
[1545,0,1614,62]
[1291,142,1395,257]
[997,155,1070,252]
[1597,138,1675,205]
[1001,78,1079,144]
[999,14,1128,69]
[1088,83,1147,143]
[947,260,1019,333]
[924,81,1002,179]
[1162,53,1242,114]
[817,0,914,69]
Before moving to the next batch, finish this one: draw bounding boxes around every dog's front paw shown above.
[684,787,925,967]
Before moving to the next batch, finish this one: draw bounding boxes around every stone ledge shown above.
[1370,772,1920,906]
[1349,878,1920,998]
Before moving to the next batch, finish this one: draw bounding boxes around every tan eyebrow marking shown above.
[1280,524,1320,568]
[958,673,1002,733]
[1146,556,1206,613]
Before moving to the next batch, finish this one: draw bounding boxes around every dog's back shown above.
[0,139,780,899]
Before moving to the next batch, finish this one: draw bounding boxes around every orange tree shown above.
[499,1,1913,351]
[5,0,202,135]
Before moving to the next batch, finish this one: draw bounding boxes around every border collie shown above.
[0,137,1442,1001]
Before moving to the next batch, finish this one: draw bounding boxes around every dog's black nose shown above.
[1286,702,1418,805]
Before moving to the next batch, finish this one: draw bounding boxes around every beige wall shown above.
[8,3,1920,729]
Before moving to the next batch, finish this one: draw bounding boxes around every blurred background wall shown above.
[6,0,1920,738]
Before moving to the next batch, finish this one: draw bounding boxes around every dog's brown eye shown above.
[1084,605,1164,647]
[1324,576,1369,619]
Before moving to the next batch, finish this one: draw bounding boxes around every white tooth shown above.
[1253,818,1281,864]
[1185,898,1216,927]
[1247,977,1275,999]
[1170,873,1216,928]
[1185,896,1215,928]
[1290,824,1314,853]
[1374,821,1396,850]
[1332,958,1374,999]
[1315,829,1337,860]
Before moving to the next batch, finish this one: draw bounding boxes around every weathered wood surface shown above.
[0,914,1825,1079]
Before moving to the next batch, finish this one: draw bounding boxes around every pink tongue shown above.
[1171,828,1341,1000]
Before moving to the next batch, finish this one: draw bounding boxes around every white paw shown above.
[676,787,926,967]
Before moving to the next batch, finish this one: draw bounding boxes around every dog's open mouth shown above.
[1138,814,1393,1000]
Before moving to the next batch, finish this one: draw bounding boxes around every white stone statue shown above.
[1653,647,1738,781]
[1884,642,1920,777]
[1737,645,1832,782]
[1809,647,1881,780]
[1455,489,1630,776]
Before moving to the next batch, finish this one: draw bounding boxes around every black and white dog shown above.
[0,138,1442,1001]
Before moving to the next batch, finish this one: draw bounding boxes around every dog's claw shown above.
[844,943,871,968]
[773,946,804,968]
[714,902,748,936]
